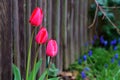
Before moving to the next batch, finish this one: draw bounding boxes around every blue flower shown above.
[111,58,114,63]
[103,40,108,46]
[78,58,82,65]
[88,50,92,56]
[83,55,87,61]
[84,67,90,71]
[100,36,104,44]
[110,39,117,46]
[114,53,119,59]
[81,71,86,79]
[113,46,118,50]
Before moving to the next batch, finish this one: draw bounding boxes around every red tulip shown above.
[35,27,48,44]
[29,7,43,26]
[46,40,58,57]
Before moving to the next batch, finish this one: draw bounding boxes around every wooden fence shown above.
[0,0,92,80]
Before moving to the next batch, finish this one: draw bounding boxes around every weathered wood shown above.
[25,0,31,71]
[0,0,90,79]
[70,0,75,64]
[52,0,61,70]
[0,0,12,80]
[47,0,52,38]
[80,0,84,54]
[61,0,68,69]
[12,0,20,69]
[18,0,26,79]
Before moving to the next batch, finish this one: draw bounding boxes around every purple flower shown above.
[81,71,86,79]
[88,50,92,56]
[100,36,104,44]
[84,67,90,71]
[103,40,108,46]
[113,46,118,50]
[110,39,117,46]
[94,35,97,40]
[114,53,119,59]
[83,55,87,61]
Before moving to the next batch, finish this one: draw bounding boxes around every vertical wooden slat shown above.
[41,0,47,74]
[25,0,31,50]
[61,0,68,69]
[52,0,61,70]
[30,0,37,70]
[47,0,52,38]
[18,0,26,79]
[25,0,31,70]
[12,0,20,69]
[70,0,75,64]
[74,0,80,57]
[37,0,43,75]
[0,0,12,80]
[84,0,88,51]
[80,0,84,54]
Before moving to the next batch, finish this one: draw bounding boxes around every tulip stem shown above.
[26,28,35,80]
[46,56,52,80]
[32,45,41,80]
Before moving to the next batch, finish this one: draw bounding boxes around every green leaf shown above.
[48,77,59,80]
[38,70,48,80]
[12,64,21,80]
[28,59,42,80]
[48,63,59,77]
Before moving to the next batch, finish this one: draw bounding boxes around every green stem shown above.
[32,45,41,80]
[46,56,51,80]
[26,28,35,80]
[114,69,120,78]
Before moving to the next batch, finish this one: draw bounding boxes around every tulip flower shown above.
[46,40,58,57]
[29,7,43,26]
[35,27,48,44]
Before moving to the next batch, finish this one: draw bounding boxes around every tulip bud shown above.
[46,40,58,57]
[29,7,43,26]
[35,27,48,44]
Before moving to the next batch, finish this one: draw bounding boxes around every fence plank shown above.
[70,0,75,64]
[52,0,61,70]
[61,0,68,69]
[12,0,20,69]
[0,0,12,80]
[0,0,90,79]
[18,0,26,79]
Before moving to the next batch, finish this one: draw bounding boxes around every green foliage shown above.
[28,59,42,80]
[48,63,59,78]
[13,59,59,80]
[12,64,21,80]
[69,38,120,80]
[89,0,120,40]
[38,70,48,80]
